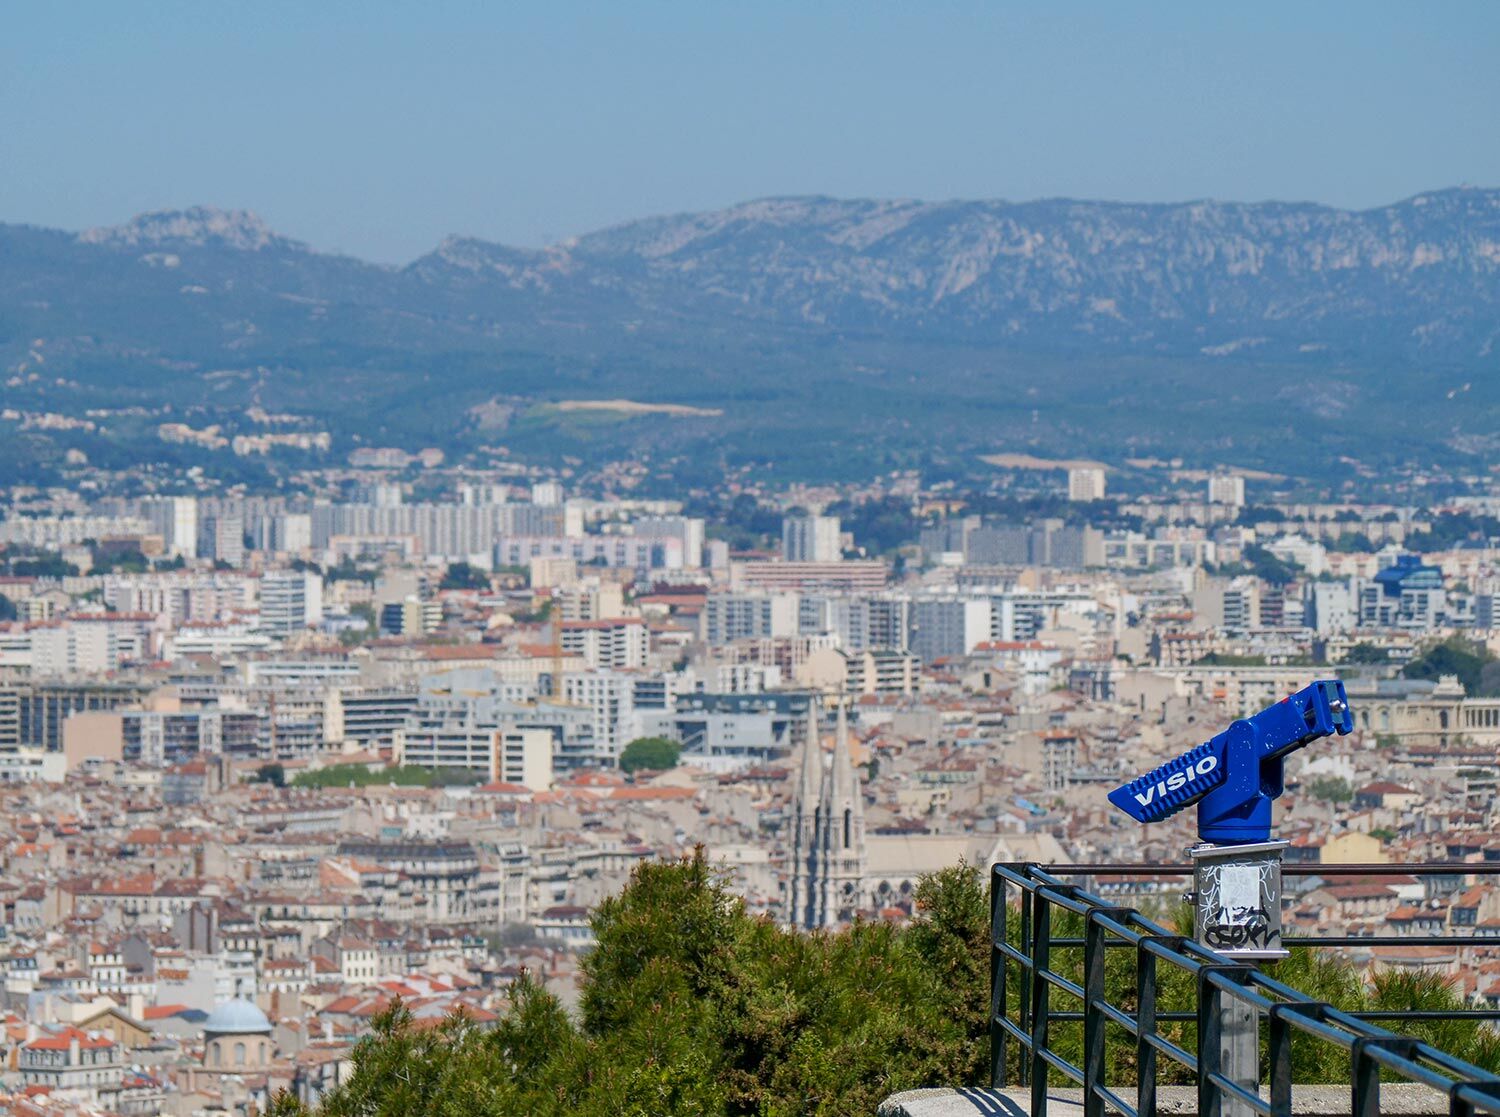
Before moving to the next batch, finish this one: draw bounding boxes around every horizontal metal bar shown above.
[996,941,1033,966]
[1046,862,1500,877]
[1451,1081,1500,1115]
[1205,1071,1273,1116]
[1092,999,1140,1035]
[1046,1008,1500,1024]
[1046,934,1500,948]
[1092,1082,1140,1117]
[1285,936,1500,947]
[1037,967,1085,1001]
[1141,1030,1198,1074]
[995,1014,1030,1046]
[1032,882,1098,918]
[1353,1010,1500,1021]
[1034,1045,1085,1085]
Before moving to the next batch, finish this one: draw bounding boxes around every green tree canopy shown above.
[300,854,1500,1116]
[1341,642,1391,665]
[619,736,682,774]
[1306,775,1353,804]
[313,852,987,1117]
[253,762,286,787]
[440,561,491,591]
[1403,636,1497,696]
[1240,543,1300,586]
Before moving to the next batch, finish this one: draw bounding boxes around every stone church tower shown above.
[789,697,867,929]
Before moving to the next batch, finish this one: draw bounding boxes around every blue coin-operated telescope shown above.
[1108,679,1354,844]
[1109,678,1355,1103]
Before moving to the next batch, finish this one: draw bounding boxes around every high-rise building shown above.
[379,596,441,638]
[910,597,992,661]
[1208,473,1247,507]
[782,515,841,563]
[259,571,324,635]
[458,483,509,506]
[271,514,312,554]
[1067,467,1107,502]
[1192,577,1261,633]
[141,497,199,559]
[197,512,245,567]
[634,516,706,569]
[559,619,649,670]
[702,593,800,645]
[531,481,565,507]
[562,670,638,764]
[364,482,404,507]
[397,718,553,790]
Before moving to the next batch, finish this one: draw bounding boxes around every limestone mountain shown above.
[1,189,1497,482]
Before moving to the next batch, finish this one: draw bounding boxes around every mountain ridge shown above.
[63,184,1500,261]
[2,188,1497,485]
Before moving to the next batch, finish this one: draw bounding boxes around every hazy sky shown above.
[4,2,1498,263]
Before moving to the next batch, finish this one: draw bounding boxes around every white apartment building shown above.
[103,572,257,626]
[782,515,842,562]
[911,598,992,662]
[0,515,154,548]
[1067,467,1107,502]
[702,592,799,645]
[563,671,638,764]
[31,614,154,676]
[140,495,199,558]
[260,570,324,635]
[633,515,706,569]
[1192,577,1262,633]
[396,715,554,789]
[560,618,648,670]
[1208,473,1247,507]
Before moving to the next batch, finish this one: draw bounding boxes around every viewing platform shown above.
[883,862,1500,1117]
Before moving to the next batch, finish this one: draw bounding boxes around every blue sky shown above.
[3,2,1498,262]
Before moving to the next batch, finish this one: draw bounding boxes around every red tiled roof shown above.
[25,1026,115,1051]
[142,1004,191,1020]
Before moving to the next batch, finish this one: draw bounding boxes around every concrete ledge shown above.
[879,1083,1452,1115]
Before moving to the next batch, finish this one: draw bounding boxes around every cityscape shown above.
[5,4,1500,1115]
[1,453,1498,1111]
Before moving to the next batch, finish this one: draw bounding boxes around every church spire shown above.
[790,694,867,930]
[830,695,857,810]
[788,696,824,930]
[799,697,824,806]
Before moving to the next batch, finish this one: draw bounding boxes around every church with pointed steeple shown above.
[788,696,867,929]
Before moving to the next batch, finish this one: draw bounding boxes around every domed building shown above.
[202,999,273,1071]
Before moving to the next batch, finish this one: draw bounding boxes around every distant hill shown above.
[2,191,1498,485]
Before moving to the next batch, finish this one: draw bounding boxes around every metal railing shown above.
[991,863,1500,1117]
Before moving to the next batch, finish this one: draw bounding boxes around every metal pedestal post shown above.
[1190,839,1289,1117]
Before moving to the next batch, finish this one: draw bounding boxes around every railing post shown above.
[1352,1037,1419,1117]
[1082,909,1119,1117]
[1137,936,1179,1117]
[1198,965,1255,1117]
[1267,1003,1292,1117]
[1029,886,1052,1117]
[991,864,1006,1089]
[1017,864,1034,1087]
[1351,1036,1380,1117]
[1198,966,1222,1117]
